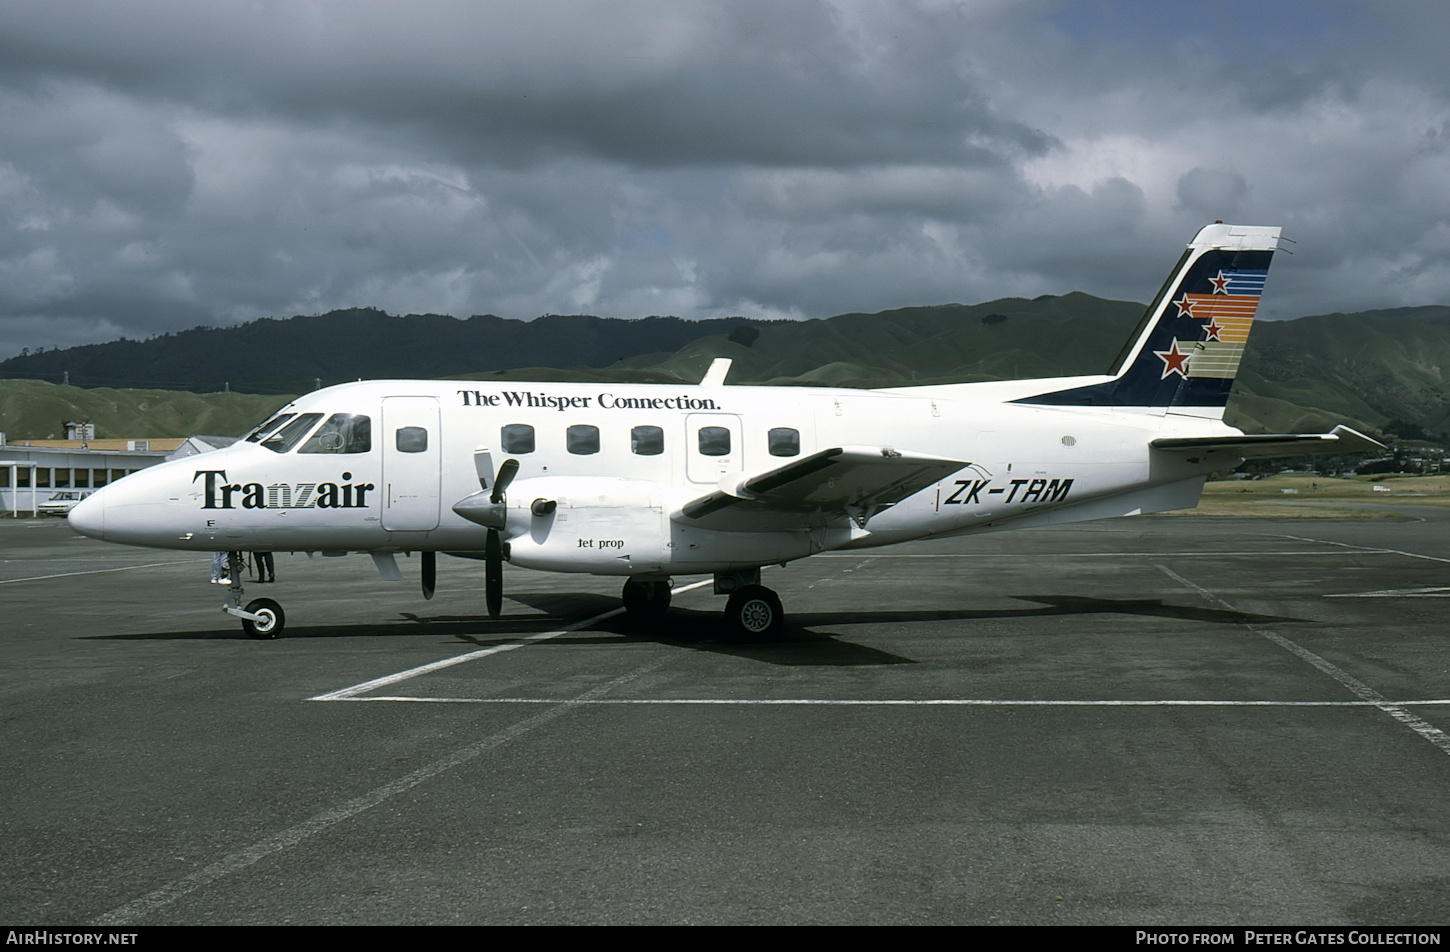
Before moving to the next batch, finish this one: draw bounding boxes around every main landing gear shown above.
[220,554,782,643]
[620,569,785,639]
[219,552,287,639]
[621,577,672,623]
[723,585,783,639]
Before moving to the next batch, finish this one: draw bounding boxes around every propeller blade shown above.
[421,550,436,600]
[473,447,494,491]
[485,529,503,618]
[491,458,520,504]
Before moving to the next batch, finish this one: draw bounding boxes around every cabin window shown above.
[768,427,801,457]
[501,424,535,454]
[567,425,600,455]
[631,425,664,456]
[299,414,372,454]
[698,426,731,457]
[394,426,428,453]
[260,413,323,453]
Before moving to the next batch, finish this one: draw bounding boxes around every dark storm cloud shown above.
[0,2,1045,169]
[2,1,1450,359]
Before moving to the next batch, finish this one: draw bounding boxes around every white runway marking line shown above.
[316,565,1450,713]
[1327,587,1450,598]
[0,559,204,584]
[1274,532,1450,597]
[317,696,1450,707]
[94,657,668,927]
[1278,532,1450,565]
[1155,564,1450,759]
[310,579,712,702]
[817,550,1338,559]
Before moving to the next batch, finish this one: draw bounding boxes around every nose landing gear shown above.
[239,598,285,638]
[219,552,288,639]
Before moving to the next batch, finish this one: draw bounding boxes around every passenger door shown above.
[685,412,743,485]
[381,396,440,531]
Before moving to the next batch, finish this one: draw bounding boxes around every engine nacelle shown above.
[501,477,667,576]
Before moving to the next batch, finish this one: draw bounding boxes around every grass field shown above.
[1173,472,1450,517]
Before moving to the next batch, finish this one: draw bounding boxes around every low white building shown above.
[0,435,181,516]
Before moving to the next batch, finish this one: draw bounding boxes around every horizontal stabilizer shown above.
[1150,425,1384,460]
[677,445,966,530]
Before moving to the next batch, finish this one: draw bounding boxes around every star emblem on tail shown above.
[1155,339,1192,378]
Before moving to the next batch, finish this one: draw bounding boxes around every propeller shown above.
[450,449,520,618]
[421,550,435,600]
[484,520,504,618]
[483,457,517,618]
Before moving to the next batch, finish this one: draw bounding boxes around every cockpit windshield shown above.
[244,412,296,443]
[298,414,371,454]
[259,413,323,453]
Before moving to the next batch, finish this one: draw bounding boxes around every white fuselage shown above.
[69,377,1226,578]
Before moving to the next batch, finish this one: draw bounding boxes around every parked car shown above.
[38,491,92,516]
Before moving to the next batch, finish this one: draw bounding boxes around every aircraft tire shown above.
[242,598,286,639]
[725,585,783,640]
[622,578,672,625]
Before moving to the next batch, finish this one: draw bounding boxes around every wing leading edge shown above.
[676,445,966,531]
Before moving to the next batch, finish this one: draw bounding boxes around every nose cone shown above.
[67,462,201,548]
[68,490,106,540]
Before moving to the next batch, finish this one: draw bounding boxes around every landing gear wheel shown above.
[622,578,672,626]
[725,585,783,640]
[242,598,285,639]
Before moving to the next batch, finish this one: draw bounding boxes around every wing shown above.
[676,445,967,531]
[1150,425,1383,461]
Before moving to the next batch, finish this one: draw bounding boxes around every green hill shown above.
[1235,314,1450,436]
[0,309,766,395]
[3,298,1449,442]
[0,379,288,441]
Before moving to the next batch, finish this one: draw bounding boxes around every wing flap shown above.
[676,445,966,530]
[1150,425,1384,459]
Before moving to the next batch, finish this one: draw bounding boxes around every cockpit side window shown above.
[245,413,296,443]
[260,413,323,453]
[298,414,372,454]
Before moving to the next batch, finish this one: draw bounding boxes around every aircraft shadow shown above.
[623,594,1300,667]
[826,594,1304,628]
[82,591,1301,669]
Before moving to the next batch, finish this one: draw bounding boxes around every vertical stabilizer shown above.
[1015,223,1280,416]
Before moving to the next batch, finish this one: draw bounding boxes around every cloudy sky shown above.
[3,0,1449,360]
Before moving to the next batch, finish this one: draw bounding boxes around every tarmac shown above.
[3,506,1449,925]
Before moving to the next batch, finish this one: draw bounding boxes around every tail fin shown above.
[1016,223,1281,416]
